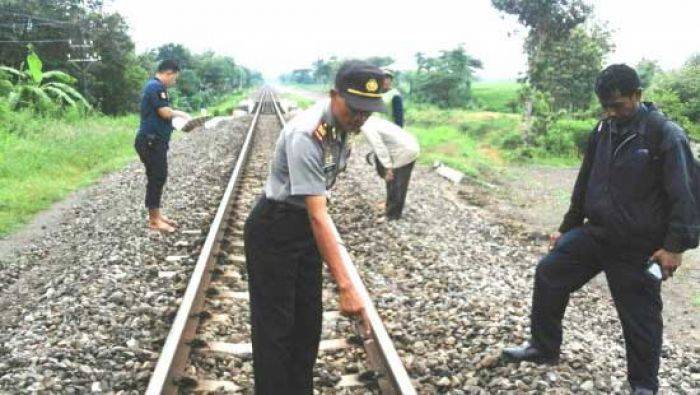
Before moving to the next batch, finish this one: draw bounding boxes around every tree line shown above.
[282,0,698,143]
[0,1,262,116]
[281,49,483,109]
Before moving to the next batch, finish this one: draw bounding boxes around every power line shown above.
[0,21,70,28]
[0,39,73,44]
[0,10,74,25]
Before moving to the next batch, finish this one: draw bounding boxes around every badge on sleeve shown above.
[160,91,168,100]
[314,122,327,141]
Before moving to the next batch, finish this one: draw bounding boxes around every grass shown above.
[694,293,700,308]
[207,88,255,116]
[405,103,521,176]
[472,81,522,113]
[280,92,315,109]
[285,82,329,94]
[409,124,503,177]
[0,112,138,236]
[285,81,589,179]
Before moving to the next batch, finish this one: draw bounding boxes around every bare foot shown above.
[160,215,178,228]
[149,220,176,233]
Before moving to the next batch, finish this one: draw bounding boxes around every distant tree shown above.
[636,58,662,89]
[410,45,482,108]
[363,56,394,68]
[528,25,611,110]
[154,43,193,68]
[685,53,700,68]
[89,13,147,114]
[312,59,333,84]
[646,54,700,136]
[492,0,611,111]
[287,69,314,84]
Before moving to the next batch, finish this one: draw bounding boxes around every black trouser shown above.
[530,226,662,392]
[134,134,168,209]
[375,159,415,219]
[244,196,323,395]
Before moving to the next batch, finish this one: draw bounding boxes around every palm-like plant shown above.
[0,47,91,111]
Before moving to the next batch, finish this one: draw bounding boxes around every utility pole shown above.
[68,38,99,99]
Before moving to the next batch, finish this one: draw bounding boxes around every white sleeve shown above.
[361,118,394,168]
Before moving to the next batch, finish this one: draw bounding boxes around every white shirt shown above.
[361,116,420,169]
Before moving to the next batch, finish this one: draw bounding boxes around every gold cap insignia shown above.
[365,78,378,93]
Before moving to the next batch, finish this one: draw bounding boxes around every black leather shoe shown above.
[501,344,559,365]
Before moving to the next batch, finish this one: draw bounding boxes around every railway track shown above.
[145,88,415,394]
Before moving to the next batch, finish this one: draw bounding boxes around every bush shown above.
[494,129,526,150]
[536,118,593,157]
[646,84,700,140]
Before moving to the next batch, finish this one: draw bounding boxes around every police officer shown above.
[501,64,700,395]
[244,60,386,394]
[134,59,191,233]
[362,116,419,220]
[382,69,404,127]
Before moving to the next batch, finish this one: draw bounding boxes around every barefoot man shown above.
[134,59,191,232]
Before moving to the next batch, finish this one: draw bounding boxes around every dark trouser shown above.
[244,196,323,395]
[375,159,415,219]
[134,134,168,209]
[530,227,662,392]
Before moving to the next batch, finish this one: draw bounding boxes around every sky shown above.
[107,0,700,81]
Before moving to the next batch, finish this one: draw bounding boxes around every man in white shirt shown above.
[362,116,420,220]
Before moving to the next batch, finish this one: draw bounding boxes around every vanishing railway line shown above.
[145,88,415,394]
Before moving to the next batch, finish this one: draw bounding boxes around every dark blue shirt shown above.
[138,77,173,141]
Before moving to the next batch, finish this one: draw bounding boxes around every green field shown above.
[0,112,138,236]
[280,92,315,110]
[207,88,255,116]
[405,105,519,176]
[404,100,586,177]
[0,86,256,237]
[284,81,587,177]
[472,81,522,113]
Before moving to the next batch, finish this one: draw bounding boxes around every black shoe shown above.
[501,343,559,365]
[631,387,655,395]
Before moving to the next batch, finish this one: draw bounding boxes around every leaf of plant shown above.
[26,50,43,84]
[24,85,51,105]
[45,86,77,107]
[43,70,76,84]
[45,82,91,109]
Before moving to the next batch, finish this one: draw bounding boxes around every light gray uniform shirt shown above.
[264,99,350,208]
[361,116,420,169]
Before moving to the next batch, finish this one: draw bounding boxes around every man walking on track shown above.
[244,60,387,394]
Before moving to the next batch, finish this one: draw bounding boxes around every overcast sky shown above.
[107,0,699,81]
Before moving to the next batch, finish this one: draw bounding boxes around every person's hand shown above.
[549,231,562,250]
[651,249,683,280]
[384,168,394,182]
[339,286,364,317]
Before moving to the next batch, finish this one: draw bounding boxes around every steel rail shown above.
[269,90,416,395]
[145,89,269,395]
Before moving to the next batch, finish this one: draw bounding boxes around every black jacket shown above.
[559,103,700,253]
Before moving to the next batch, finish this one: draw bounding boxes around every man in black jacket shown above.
[502,64,699,395]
